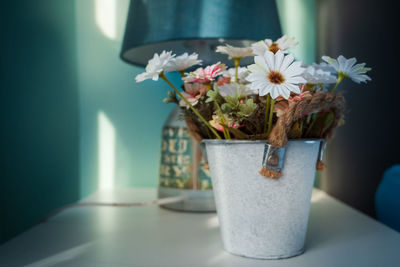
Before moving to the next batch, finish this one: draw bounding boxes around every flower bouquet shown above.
[136,35,371,259]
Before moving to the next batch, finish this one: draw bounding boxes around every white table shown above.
[0,188,399,267]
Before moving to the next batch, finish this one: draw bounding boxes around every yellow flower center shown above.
[267,71,285,85]
[269,43,280,54]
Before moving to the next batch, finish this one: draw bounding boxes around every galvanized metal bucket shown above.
[204,139,321,259]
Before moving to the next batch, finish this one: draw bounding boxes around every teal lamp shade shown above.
[120,0,282,66]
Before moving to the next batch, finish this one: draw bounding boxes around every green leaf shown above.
[220,95,240,112]
[225,95,239,108]
[238,98,257,117]
[221,103,231,112]
[206,90,218,103]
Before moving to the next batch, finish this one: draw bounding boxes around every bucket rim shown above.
[202,138,323,145]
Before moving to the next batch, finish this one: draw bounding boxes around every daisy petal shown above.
[254,56,269,72]
[284,61,305,77]
[285,83,301,94]
[280,53,294,72]
[264,51,275,71]
[322,56,339,71]
[270,86,280,99]
[343,57,357,72]
[274,50,284,70]
[279,86,290,99]
[259,84,272,96]
[286,76,307,84]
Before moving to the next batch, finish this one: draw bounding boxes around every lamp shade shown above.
[120,0,281,67]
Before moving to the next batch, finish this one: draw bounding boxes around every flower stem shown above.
[215,102,230,139]
[234,58,240,83]
[179,71,185,78]
[331,73,344,93]
[160,74,221,139]
[263,95,271,133]
[267,98,275,137]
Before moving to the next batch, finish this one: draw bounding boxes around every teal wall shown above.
[0,1,79,243]
[276,0,316,64]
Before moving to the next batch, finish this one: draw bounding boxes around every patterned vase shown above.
[157,107,216,212]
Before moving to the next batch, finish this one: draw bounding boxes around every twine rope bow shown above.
[260,91,346,178]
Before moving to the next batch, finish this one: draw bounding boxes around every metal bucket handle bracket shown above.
[262,144,286,173]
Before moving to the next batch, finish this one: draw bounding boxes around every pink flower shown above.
[179,92,201,109]
[216,76,231,86]
[183,62,226,83]
[209,114,240,132]
[179,83,208,109]
[274,86,312,117]
[184,83,208,96]
[289,90,311,102]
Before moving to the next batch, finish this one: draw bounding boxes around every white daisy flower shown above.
[246,50,306,99]
[302,65,337,84]
[165,52,202,72]
[135,51,175,82]
[322,55,371,83]
[223,67,250,83]
[216,44,254,59]
[218,82,256,98]
[252,35,298,56]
